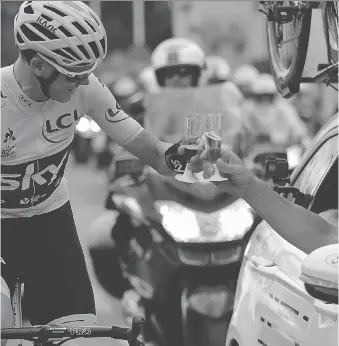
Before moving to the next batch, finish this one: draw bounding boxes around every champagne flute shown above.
[175,113,205,183]
[204,114,228,182]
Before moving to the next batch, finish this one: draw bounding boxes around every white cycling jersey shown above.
[1,65,143,218]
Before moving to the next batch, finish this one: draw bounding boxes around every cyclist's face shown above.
[48,70,90,103]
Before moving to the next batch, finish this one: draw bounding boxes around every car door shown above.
[237,133,338,346]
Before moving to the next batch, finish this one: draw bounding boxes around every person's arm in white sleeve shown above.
[85,75,175,176]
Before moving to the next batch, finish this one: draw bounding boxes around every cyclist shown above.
[1,1,192,338]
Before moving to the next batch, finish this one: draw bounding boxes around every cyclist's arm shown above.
[85,75,175,176]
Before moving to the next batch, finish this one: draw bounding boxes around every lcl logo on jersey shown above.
[19,95,32,107]
[105,101,129,123]
[1,90,7,108]
[43,109,83,143]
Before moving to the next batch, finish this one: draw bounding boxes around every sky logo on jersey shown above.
[2,128,16,158]
[1,147,70,209]
[105,101,129,123]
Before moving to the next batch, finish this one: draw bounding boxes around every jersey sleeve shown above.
[83,74,143,146]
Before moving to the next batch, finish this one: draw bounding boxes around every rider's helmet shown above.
[151,37,206,88]
[14,1,107,93]
[205,55,231,84]
[232,64,260,98]
[251,73,277,103]
[108,76,145,125]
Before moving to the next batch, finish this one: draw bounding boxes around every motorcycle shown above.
[88,169,258,346]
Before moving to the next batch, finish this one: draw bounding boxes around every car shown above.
[226,113,338,346]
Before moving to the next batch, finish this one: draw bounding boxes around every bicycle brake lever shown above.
[128,316,145,346]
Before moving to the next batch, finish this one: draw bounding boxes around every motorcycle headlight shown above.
[154,199,253,243]
[90,120,101,133]
[76,117,90,132]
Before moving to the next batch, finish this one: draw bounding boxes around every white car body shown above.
[226,115,338,346]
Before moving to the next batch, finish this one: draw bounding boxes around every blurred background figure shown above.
[205,55,231,85]
[138,65,160,95]
[232,64,260,99]
[234,73,311,161]
[290,84,325,137]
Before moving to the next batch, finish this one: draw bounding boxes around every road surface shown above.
[65,156,128,346]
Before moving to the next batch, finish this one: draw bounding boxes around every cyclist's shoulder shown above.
[81,73,112,99]
[1,65,18,110]
[1,65,15,92]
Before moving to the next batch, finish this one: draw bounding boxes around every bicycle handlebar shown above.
[1,317,145,346]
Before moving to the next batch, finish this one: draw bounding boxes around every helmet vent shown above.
[63,47,80,60]
[40,14,52,22]
[58,26,73,38]
[88,41,99,58]
[99,38,106,53]
[77,44,90,59]
[20,24,43,42]
[31,22,58,40]
[89,13,100,26]
[54,49,76,61]
[24,3,34,14]
[43,5,67,17]
[16,33,24,44]
[72,22,88,35]
[85,20,96,32]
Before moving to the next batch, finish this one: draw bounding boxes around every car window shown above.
[284,135,338,252]
[292,135,338,208]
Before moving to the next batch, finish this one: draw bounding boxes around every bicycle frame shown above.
[3,275,145,346]
[11,274,24,346]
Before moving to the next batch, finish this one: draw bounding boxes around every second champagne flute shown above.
[204,114,228,182]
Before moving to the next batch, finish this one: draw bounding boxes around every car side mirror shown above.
[300,244,338,304]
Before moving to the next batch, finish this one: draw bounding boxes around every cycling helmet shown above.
[232,64,259,97]
[151,37,206,87]
[205,55,231,84]
[14,1,107,77]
